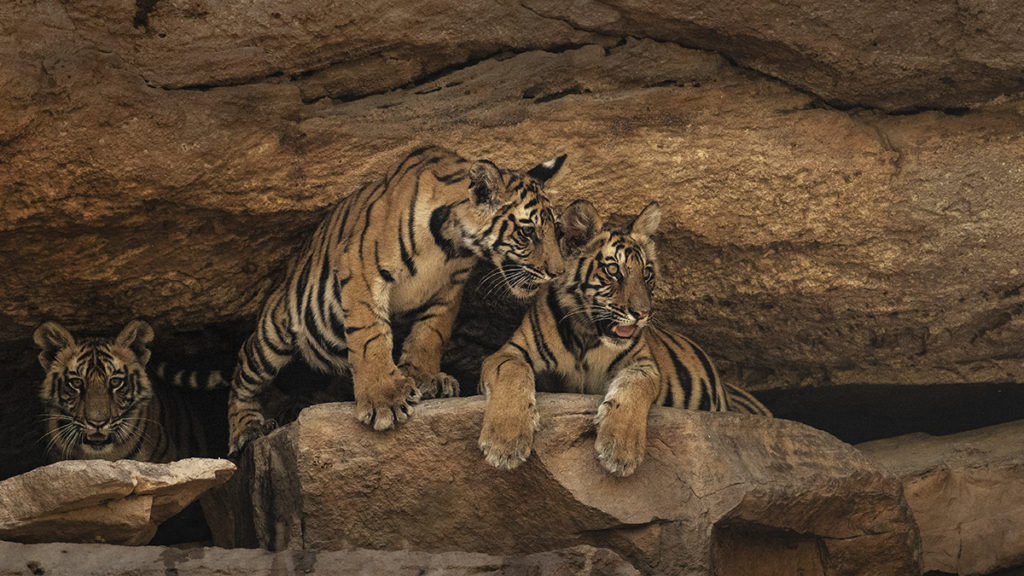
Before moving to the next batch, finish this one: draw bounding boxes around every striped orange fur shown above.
[478,200,770,477]
[228,146,567,454]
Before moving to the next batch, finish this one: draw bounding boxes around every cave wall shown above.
[3,0,1024,412]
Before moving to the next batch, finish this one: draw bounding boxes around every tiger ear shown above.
[560,199,602,255]
[33,321,75,371]
[469,159,504,205]
[629,201,661,239]
[526,154,567,185]
[115,320,154,366]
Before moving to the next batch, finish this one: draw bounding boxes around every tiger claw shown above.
[355,373,420,431]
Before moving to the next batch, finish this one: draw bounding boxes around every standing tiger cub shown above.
[34,320,224,463]
[478,200,770,477]
[228,146,567,454]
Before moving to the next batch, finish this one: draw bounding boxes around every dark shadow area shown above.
[758,382,1024,445]
[712,523,825,576]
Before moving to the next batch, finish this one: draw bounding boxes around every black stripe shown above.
[665,346,692,408]
[546,288,579,357]
[294,256,315,306]
[689,342,719,409]
[529,307,556,369]
[362,333,383,357]
[430,205,459,259]
[609,338,639,372]
[435,169,468,183]
[698,378,713,411]
[508,341,536,372]
[398,231,417,276]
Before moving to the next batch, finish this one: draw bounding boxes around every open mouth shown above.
[597,319,639,340]
[611,324,637,338]
[84,432,112,446]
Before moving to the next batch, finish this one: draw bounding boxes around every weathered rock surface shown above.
[860,419,1024,576]
[231,395,920,575]
[0,458,234,546]
[5,0,1024,473]
[0,541,640,576]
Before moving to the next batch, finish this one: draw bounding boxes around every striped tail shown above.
[724,382,772,417]
[153,361,230,392]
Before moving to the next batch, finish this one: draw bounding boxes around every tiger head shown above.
[557,200,661,348]
[33,319,155,461]
[458,154,567,299]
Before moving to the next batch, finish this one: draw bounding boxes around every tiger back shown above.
[33,319,224,464]
[478,200,770,477]
[228,146,568,454]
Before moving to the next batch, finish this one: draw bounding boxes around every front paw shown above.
[593,400,646,477]
[409,371,460,400]
[355,372,421,431]
[228,416,278,457]
[478,403,540,470]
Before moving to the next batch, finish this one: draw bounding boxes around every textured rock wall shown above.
[3,0,1024,403]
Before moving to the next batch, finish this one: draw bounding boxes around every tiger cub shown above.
[33,320,225,463]
[228,146,567,454]
[478,200,771,477]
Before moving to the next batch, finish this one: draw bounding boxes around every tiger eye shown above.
[109,376,125,389]
[605,263,620,277]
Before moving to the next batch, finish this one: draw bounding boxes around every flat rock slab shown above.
[0,458,235,546]
[0,541,639,576]
[241,394,920,575]
[860,419,1024,576]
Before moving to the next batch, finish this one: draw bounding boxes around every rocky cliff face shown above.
[3,1,1024,469]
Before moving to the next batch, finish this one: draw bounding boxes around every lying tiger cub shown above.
[34,320,225,463]
[478,200,771,477]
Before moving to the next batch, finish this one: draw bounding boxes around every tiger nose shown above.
[545,259,565,279]
[85,416,109,428]
[631,308,650,321]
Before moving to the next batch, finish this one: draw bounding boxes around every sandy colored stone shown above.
[860,420,1024,576]
[0,458,235,545]
[0,541,640,576]
[237,395,919,575]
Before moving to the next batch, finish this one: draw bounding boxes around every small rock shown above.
[0,458,235,546]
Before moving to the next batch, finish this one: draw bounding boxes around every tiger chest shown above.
[560,347,623,395]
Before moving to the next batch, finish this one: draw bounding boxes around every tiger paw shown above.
[593,400,646,477]
[355,372,421,431]
[410,371,460,400]
[228,417,278,457]
[478,401,540,470]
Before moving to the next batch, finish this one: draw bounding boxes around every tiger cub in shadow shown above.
[478,200,771,477]
[34,320,225,463]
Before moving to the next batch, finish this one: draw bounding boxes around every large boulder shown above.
[860,419,1024,576]
[0,458,235,545]
[229,395,920,575]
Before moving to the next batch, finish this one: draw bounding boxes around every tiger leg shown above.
[396,282,466,400]
[478,346,540,470]
[594,360,660,477]
[341,278,420,431]
[228,292,295,455]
